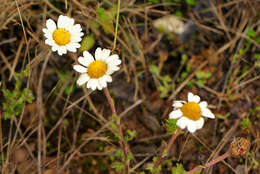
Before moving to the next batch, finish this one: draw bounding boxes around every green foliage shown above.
[110,149,132,173]
[246,28,256,38]
[2,68,34,120]
[149,65,173,98]
[241,118,251,129]
[149,0,160,4]
[175,11,183,17]
[165,119,178,134]
[80,34,95,52]
[185,0,196,6]
[125,129,136,142]
[215,112,230,120]
[97,7,116,34]
[112,161,125,172]
[172,163,187,174]
[194,71,211,88]
[146,157,162,173]
[246,27,260,44]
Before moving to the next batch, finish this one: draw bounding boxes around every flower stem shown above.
[103,87,129,174]
[153,128,181,171]
[113,0,121,51]
[187,151,230,174]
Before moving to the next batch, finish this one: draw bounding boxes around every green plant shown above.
[2,67,34,120]
[97,7,116,34]
[149,65,173,98]
[172,163,187,174]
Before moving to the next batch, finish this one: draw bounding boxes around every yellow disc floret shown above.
[87,60,107,78]
[180,102,201,121]
[52,29,70,46]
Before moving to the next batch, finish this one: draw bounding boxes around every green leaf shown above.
[241,118,251,129]
[172,163,187,174]
[185,0,196,6]
[111,161,125,172]
[80,34,95,52]
[165,118,178,134]
[148,0,160,4]
[195,71,211,79]
[149,65,159,76]
[97,7,116,34]
[246,28,256,38]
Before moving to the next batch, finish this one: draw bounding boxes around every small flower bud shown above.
[229,137,251,157]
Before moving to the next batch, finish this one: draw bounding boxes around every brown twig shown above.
[153,128,181,171]
[103,87,129,174]
[187,151,230,174]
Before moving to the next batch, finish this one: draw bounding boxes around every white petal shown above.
[108,65,120,71]
[73,65,87,73]
[70,34,82,42]
[199,101,208,108]
[90,79,99,90]
[173,101,184,108]
[192,95,200,103]
[96,80,103,90]
[201,108,215,119]
[76,74,90,86]
[95,47,102,60]
[45,39,54,46]
[57,48,64,56]
[51,45,57,52]
[195,117,204,129]
[101,49,111,60]
[83,51,94,63]
[46,19,56,32]
[176,117,189,129]
[60,46,67,55]
[87,79,95,90]
[77,56,87,67]
[106,54,120,63]
[104,75,112,82]
[188,92,200,103]
[70,24,82,32]
[66,44,77,52]
[50,43,59,51]
[99,77,107,88]
[58,15,74,28]
[187,120,197,133]
[188,92,194,102]
[169,109,183,119]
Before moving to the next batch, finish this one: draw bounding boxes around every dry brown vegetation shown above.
[0,0,259,173]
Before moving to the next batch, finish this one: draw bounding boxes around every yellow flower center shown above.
[180,102,201,121]
[87,60,107,78]
[52,29,70,46]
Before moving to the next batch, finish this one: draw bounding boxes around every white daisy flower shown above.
[42,15,84,56]
[169,92,215,133]
[73,47,121,90]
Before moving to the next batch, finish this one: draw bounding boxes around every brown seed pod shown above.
[229,137,251,157]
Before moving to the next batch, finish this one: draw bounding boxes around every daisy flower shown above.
[42,15,84,56]
[73,47,121,90]
[169,92,215,133]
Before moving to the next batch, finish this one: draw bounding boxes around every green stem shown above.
[113,0,121,51]
[103,87,129,174]
[153,128,181,172]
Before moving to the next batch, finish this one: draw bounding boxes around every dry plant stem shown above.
[187,151,230,174]
[153,128,181,170]
[103,87,129,174]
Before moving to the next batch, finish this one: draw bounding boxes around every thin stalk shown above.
[153,128,181,170]
[187,151,230,174]
[113,0,121,51]
[103,87,129,174]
